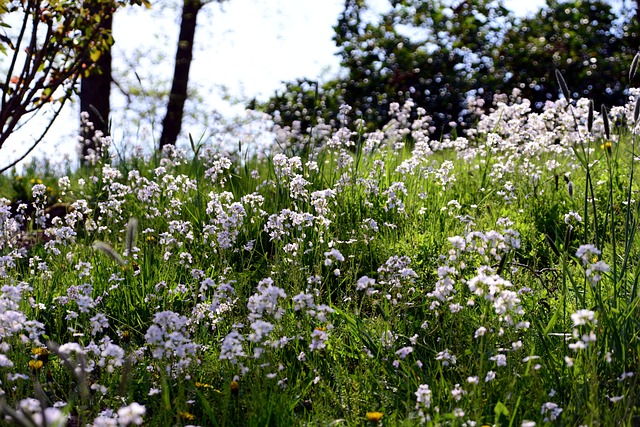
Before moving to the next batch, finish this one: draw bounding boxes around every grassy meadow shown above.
[1,84,640,426]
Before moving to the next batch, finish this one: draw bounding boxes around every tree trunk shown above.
[158,0,203,151]
[80,2,113,165]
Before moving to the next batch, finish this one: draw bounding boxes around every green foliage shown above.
[0,0,150,172]
[259,0,639,142]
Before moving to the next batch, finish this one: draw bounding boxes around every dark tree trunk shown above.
[80,2,113,165]
[159,0,203,151]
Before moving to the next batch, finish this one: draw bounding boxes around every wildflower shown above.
[576,244,601,266]
[178,411,195,421]
[366,411,384,423]
[601,141,612,154]
[117,402,146,425]
[435,349,457,366]
[564,211,582,227]
[485,371,496,382]
[540,402,562,422]
[230,379,240,395]
[29,359,43,372]
[415,384,432,423]
[451,384,465,401]
[32,347,49,362]
[395,346,414,359]
[195,382,214,389]
[571,309,597,326]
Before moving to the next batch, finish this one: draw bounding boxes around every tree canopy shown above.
[258,0,639,138]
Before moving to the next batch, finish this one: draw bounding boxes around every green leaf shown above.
[494,401,509,417]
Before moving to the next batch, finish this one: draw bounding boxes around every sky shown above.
[3,0,547,171]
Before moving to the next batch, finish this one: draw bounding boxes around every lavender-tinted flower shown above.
[219,329,246,364]
[415,384,432,423]
[576,244,601,266]
[395,346,414,359]
[541,402,563,422]
[145,311,198,373]
[116,402,146,426]
[309,328,329,351]
[247,278,287,321]
[436,349,457,366]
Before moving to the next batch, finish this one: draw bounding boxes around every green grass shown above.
[1,92,640,426]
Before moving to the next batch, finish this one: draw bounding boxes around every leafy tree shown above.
[259,0,639,140]
[260,0,514,136]
[0,0,147,173]
[79,0,115,165]
[495,0,638,110]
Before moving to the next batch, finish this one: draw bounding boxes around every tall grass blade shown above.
[601,104,610,140]
[555,69,571,102]
[630,52,640,82]
[635,96,640,124]
[588,99,594,133]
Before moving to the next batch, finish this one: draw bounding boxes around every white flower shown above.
[117,402,145,426]
[395,346,414,359]
[485,371,496,382]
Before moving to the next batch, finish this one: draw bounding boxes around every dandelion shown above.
[29,359,43,372]
[178,411,196,421]
[366,411,384,423]
[32,347,49,362]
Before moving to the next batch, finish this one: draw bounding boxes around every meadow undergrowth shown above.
[1,73,640,426]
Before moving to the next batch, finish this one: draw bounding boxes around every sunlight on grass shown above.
[1,68,640,426]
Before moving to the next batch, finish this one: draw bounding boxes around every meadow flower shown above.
[540,402,562,422]
[435,349,457,366]
[230,379,240,395]
[179,411,196,421]
[576,244,601,266]
[415,384,432,423]
[29,359,43,372]
[451,383,466,401]
[310,327,329,351]
[489,354,507,367]
[116,402,146,426]
[395,346,414,359]
[220,330,246,364]
[366,411,384,423]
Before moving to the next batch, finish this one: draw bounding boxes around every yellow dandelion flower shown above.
[29,360,43,371]
[601,141,612,154]
[366,411,384,423]
[178,411,195,421]
[32,347,49,362]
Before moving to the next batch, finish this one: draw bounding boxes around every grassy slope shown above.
[1,96,640,426]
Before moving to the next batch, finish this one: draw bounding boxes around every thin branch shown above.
[0,93,71,174]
